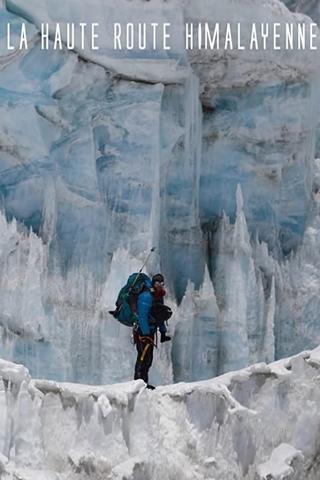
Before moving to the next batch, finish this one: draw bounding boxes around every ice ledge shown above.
[0,346,312,401]
[1,347,320,479]
[0,358,30,384]
[257,444,304,480]
[5,0,320,88]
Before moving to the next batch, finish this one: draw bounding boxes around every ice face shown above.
[172,269,221,382]
[275,160,320,358]
[1,349,320,479]
[201,81,319,253]
[0,209,175,384]
[283,0,320,23]
[0,0,320,384]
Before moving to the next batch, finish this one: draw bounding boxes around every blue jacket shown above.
[137,289,167,336]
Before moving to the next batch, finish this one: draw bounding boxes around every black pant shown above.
[134,335,154,384]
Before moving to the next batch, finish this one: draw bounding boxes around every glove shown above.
[160,333,171,343]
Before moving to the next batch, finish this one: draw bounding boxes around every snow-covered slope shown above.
[2,348,320,479]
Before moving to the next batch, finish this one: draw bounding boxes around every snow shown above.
[0,359,30,384]
[308,345,320,366]
[1,347,320,479]
[257,444,304,479]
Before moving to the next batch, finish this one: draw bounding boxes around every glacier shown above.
[1,348,320,479]
[0,0,320,387]
[284,0,320,24]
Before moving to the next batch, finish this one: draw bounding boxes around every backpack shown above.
[109,273,151,327]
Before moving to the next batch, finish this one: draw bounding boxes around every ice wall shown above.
[2,177,320,385]
[2,348,320,479]
[172,186,276,381]
[275,159,320,357]
[283,0,320,23]
[2,0,319,269]
[0,0,320,383]
[0,210,175,385]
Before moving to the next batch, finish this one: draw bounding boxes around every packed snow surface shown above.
[2,347,320,479]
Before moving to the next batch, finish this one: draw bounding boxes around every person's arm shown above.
[137,292,152,335]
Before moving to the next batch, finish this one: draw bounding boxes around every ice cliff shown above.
[2,348,320,479]
[0,0,320,384]
[284,0,320,24]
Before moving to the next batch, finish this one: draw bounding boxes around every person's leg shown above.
[134,337,154,384]
[144,343,154,385]
[134,338,146,382]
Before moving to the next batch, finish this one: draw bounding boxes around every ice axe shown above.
[131,247,156,290]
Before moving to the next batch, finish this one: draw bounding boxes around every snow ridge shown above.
[2,348,320,479]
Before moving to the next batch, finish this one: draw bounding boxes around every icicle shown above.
[41,178,57,246]
[233,184,251,255]
[20,232,47,340]
[184,71,202,225]
[172,269,221,382]
[236,183,244,213]
[262,276,275,363]
[172,281,196,382]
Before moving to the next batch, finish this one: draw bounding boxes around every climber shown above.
[134,273,172,390]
